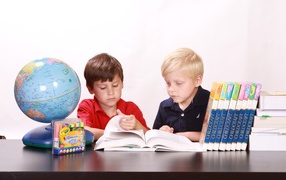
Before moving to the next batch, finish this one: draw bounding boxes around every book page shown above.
[94,136,147,150]
[103,147,156,152]
[104,115,145,141]
[153,142,204,152]
[145,130,203,151]
[266,91,286,96]
[94,115,146,150]
[145,129,189,143]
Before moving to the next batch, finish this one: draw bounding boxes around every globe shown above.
[14,58,81,123]
[14,58,94,148]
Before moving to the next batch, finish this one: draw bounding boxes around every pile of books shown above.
[249,91,286,151]
[200,81,262,151]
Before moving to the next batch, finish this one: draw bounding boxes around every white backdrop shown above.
[1,0,286,139]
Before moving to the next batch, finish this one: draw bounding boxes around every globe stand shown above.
[22,124,94,148]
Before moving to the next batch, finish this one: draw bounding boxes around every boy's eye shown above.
[176,82,183,85]
[99,87,106,90]
[113,84,118,87]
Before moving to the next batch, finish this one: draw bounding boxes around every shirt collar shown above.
[93,97,103,112]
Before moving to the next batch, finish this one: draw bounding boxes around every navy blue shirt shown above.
[153,86,210,133]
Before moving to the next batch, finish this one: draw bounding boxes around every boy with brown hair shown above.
[77,53,149,140]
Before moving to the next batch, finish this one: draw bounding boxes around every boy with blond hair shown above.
[153,48,210,141]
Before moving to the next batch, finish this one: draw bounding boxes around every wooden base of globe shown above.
[22,124,94,148]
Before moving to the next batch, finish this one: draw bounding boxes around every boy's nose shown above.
[168,86,175,93]
[107,87,114,95]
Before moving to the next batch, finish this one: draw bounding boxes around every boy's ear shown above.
[195,75,202,87]
[86,84,94,94]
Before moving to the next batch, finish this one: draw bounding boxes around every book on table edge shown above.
[200,81,261,151]
[225,90,245,151]
[200,82,223,150]
[249,133,286,151]
[256,109,286,117]
[231,83,251,151]
[214,82,234,151]
[251,127,286,135]
[253,116,286,127]
[241,83,262,151]
[259,91,286,110]
[219,82,240,151]
[225,82,246,151]
[236,83,257,150]
[95,115,205,152]
[208,82,228,151]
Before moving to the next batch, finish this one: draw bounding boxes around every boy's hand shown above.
[159,125,174,133]
[117,109,137,130]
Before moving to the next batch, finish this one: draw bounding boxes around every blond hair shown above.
[161,48,204,79]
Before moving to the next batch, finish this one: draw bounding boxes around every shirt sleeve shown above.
[152,102,164,129]
[77,100,95,127]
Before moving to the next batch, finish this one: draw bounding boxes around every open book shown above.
[94,115,204,152]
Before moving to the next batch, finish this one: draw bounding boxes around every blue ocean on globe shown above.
[14,58,81,123]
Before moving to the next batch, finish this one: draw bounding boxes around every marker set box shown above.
[52,118,85,155]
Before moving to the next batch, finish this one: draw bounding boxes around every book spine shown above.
[236,107,251,150]
[219,82,240,151]
[237,83,257,150]
[231,83,250,151]
[201,82,222,150]
[214,82,234,151]
[241,83,262,150]
[202,109,216,150]
[226,83,244,150]
[226,108,240,150]
[237,83,256,150]
[231,109,245,150]
[208,82,228,150]
[213,108,228,150]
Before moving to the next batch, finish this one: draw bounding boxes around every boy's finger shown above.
[116,109,124,116]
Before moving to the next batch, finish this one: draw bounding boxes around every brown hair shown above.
[84,53,124,88]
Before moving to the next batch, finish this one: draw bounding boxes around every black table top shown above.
[0,140,286,179]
